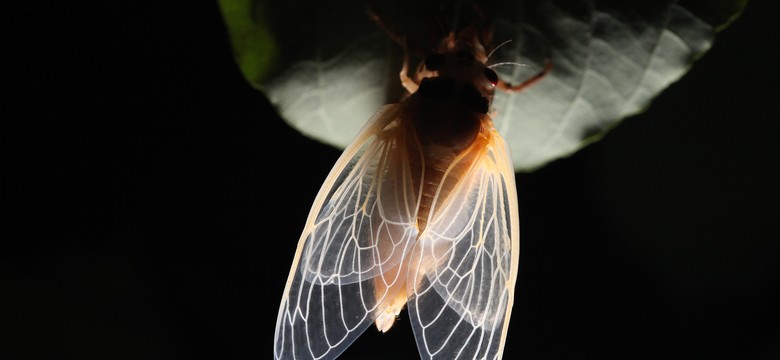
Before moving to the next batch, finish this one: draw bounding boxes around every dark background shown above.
[5,1,779,359]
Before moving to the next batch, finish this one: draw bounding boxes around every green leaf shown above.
[217,0,277,84]
[219,0,747,171]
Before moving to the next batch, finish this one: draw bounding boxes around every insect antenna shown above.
[486,39,513,60]
[488,61,529,69]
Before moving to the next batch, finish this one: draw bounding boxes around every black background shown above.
[5,1,779,359]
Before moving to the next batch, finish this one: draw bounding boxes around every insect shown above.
[274,6,550,360]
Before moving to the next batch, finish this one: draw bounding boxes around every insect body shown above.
[274,23,541,360]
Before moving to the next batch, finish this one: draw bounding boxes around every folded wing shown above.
[274,105,422,360]
[407,130,520,360]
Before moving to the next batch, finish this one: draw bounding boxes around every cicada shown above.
[273,9,549,360]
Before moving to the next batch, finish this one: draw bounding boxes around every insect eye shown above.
[424,53,446,71]
[483,68,498,86]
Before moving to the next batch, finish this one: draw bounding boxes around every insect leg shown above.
[366,5,405,48]
[366,4,426,58]
[398,37,419,94]
[496,59,553,93]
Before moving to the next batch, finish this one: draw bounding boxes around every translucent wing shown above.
[274,104,422,360]
[407,128,520,360]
